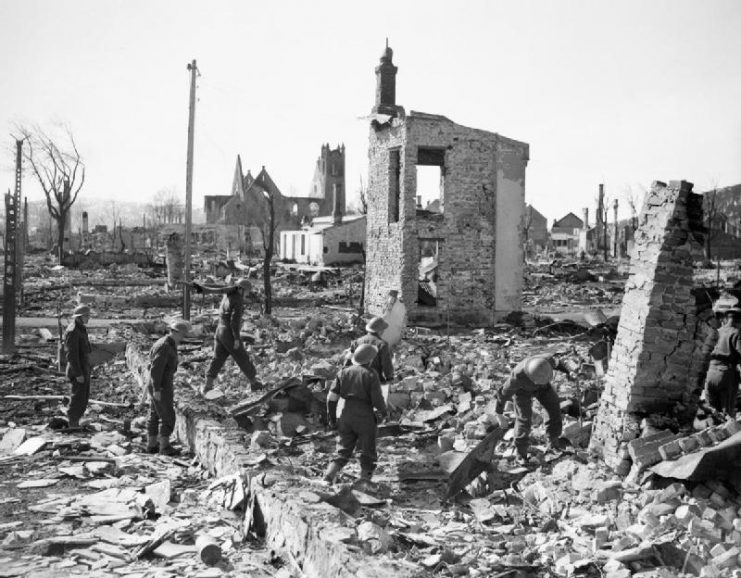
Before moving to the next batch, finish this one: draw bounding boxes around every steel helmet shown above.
[72,305,92,317]
[525,356,553,385]
[235,278,252,291]
[168,319,192,336]
[352,344,378,366]
[365,316,388,336]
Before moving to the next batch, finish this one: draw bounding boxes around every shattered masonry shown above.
[364,46,530,325]
[589,180,709,473]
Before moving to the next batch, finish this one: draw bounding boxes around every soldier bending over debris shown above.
[703,307,741,416]
[193,277,263,395]
[495,354,572,465]
[64,304,93,428]
[324,344,388,483]
[146,319,191,456]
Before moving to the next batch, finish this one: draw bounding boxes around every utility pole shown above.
[3,140,23,353]
[613,199,619,258]
[183,59,198,320]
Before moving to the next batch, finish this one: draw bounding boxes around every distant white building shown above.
[280,215,366,266]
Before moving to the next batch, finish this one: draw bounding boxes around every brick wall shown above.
[364,112,528,324]
[589,180,707,472]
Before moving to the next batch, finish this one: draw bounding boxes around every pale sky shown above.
[1,0,740,225]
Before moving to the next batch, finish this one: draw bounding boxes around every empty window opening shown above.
[300,234,306,256]
[417,238,441,307]
[388,148,401,223]
[416,147,445,214]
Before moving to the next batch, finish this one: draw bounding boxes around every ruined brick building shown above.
[364,45,529,325]
[308,144,346,219]
[204,147,346,226]
[589,181,711,473]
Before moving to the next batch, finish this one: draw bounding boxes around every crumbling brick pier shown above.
[589,180,709,473]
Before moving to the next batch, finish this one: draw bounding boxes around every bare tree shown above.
[15,124,85,263]
[149,187,184,224]
[623,185,644,232]
[358,174,368,310]
[255,189,282,315]
[358,174,368,215]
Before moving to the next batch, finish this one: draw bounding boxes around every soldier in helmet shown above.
[703,307,741,415]
[495,354,571,464]
[64,304,93,428]
[347,316,394,383]
[193,277,263,395]
[323,343,388,483]
[146,319,191,456]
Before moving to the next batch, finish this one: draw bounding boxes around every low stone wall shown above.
[126,341,414,578]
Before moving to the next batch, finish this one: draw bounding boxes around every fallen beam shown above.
[3,395,130,408]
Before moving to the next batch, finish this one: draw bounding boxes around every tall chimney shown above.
[373,40,398,116]
[582,208,589,229]
[332,184,342,225]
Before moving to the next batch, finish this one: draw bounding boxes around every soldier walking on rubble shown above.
[324,344,388,483]
[494,354,571,465]
[64,305,93,428]
[193,278,263,395]
[703,307,741,416]
[146,319,191,455]
[347,316,394,383]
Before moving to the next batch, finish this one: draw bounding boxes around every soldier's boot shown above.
[146,434,159,454]
[158,436,181,456]
[323,462,342,484]
[67,418,80,429]
[359,469,373,482]
[249,378,264,391]
[200,376,215,396]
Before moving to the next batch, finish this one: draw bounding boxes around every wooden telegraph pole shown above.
[183,59,198,320]
[3,140,23,353]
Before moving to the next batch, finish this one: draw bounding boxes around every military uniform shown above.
[329,363,388,476]
[705,324,741,414]
[495,357,563,458]
[148,335,179,443]
[351,334,394,383]
[64,318,92,425]
[205,290,256,382]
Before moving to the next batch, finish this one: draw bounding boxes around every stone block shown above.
[714,546,740,569]
[658,439,682,461]
[688,518,724,542]
[627,431,681,468]
[593,481,623,503]
[657,482,686,503]
[275,412,310,437]
[709,426,730,444]
[693,484,713,500]
[711,492,729,509]
[706,480,732,499]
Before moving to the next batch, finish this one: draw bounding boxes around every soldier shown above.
[324,344,388,483]
[64,305,93,428]
[146,319,191,455]
[194,278,262,395]
[348,316,394,383]
[494,354,571,465]
[704,307,741,415]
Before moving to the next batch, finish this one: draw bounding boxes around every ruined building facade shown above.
[589,180,710,473]
[364,45,529,325]
[308,144,346,219]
